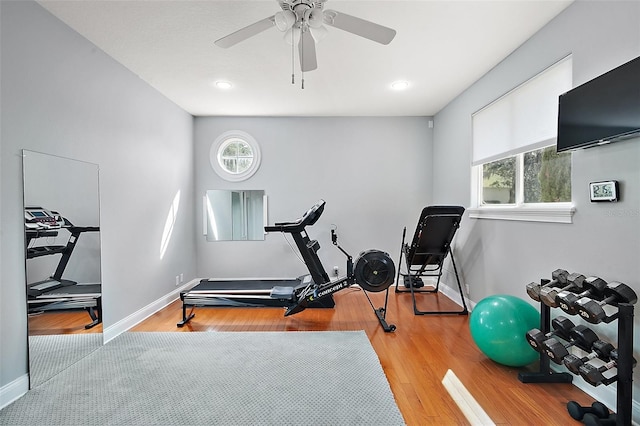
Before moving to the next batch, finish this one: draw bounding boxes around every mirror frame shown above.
[22,149,103,388]
[203,190,267,241]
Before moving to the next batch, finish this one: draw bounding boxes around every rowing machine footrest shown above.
[270,286,295,300]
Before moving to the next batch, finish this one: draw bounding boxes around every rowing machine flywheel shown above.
[354,249,396,292]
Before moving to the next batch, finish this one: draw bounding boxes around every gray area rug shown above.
[29,334,103,387]
[2,331,405,425]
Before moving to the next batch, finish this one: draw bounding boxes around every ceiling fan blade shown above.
[299,28,317,72]
[214,16,275,48]
[323,10,396,45]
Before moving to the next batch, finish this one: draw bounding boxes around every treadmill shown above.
[25,207,102,329]
[178,200,335,327]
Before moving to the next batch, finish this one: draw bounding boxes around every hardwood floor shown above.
[28,310,102,335]
[127,287,594,425]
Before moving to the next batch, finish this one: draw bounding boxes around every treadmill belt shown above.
[178,277,335,325]
[42,283,101,296]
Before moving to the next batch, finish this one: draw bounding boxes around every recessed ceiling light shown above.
[215,81,233,90]
[391,80,409,91]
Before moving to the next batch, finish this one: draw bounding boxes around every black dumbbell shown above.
[575,281,638,323]
[525,316,575,352]
[539,273,585,307]
[556,276,608,315]
[578,350,637,387]
[566,400,609,421]
[563,340,615,374]
[583,413,617,426]
[541,325,599,364]
[525,268,569,301]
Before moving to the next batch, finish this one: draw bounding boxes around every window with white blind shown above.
[469,56,576,223]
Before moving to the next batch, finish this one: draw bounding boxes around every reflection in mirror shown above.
[204,190,266,241]
[22,150,102,388]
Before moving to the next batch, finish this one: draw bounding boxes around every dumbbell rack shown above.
[519,278,635,426]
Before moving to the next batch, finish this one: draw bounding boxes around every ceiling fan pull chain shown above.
[291,26,295,85]
[300,26,304,89]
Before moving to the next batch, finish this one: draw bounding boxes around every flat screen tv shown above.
[557,55,640,152]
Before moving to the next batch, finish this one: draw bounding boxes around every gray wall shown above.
[433,0,639,413]
[1,1,196,392]
[195,117,433,280]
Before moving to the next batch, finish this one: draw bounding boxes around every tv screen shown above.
[557,55,640,152]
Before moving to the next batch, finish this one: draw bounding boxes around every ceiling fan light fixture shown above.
[284,27,302,45]
[215,80,233,90]
[391,80,410,91]
[310,26,328,42]
[214,3,398,82]
[322,10,337,26]
[275,10,296,31]
[306,9,324,28]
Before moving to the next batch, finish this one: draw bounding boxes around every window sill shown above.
[468,204,575,224]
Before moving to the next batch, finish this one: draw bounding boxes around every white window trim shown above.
[470,55,574,224]
[468,204,575,223]
[470,160,575,224]
[210,130,261,182]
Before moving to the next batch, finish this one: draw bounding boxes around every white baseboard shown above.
[436,279,475,310]
[2,279,199,409]
[442,369,495,425]
[0,374,28,410]
[418,276,474,311]
[103,279,200,343]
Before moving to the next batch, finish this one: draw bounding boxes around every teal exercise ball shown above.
[469,295,539,367]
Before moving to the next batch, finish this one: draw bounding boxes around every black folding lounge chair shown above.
[395,206,468,315]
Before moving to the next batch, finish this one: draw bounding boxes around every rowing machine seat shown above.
[270,286,295,300]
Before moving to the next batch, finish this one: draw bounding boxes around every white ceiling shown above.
[38,0,573,117]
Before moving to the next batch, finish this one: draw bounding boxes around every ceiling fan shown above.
[214,0,396,75]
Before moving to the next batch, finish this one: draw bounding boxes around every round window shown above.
[210,131,261,181]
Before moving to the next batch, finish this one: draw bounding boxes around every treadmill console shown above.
[25,207,65,230]
[265,200,326,233]
[300,200,325,227]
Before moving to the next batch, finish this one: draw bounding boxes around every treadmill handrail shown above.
[264,200,325,234]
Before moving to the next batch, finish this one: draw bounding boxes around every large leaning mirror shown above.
[204,190,266,241]
[22,150,103,388]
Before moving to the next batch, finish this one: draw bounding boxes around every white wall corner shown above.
[441,283,476,311]
[103,278,200,343]
[417,276,476,311]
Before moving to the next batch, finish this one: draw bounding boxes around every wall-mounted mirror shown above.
[22,150,102,388]
[204,190,266,241]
